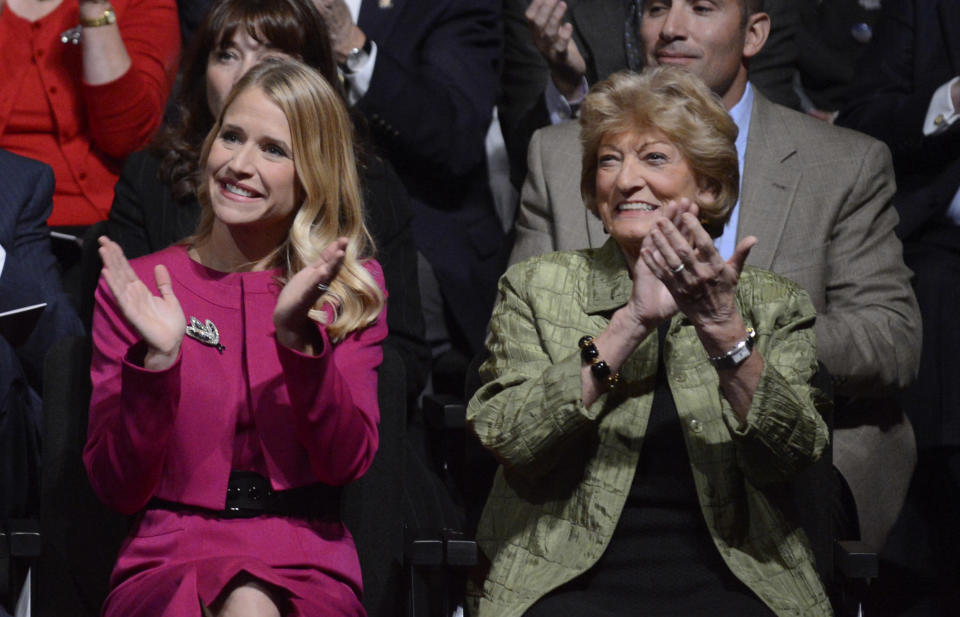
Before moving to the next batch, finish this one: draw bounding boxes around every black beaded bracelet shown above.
[578,335,621,389]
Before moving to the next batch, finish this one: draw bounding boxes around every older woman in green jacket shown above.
[467,67,831,617]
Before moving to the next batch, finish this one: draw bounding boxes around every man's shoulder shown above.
[0,149,52,181]
[531,119,581,148]
[753,95,883,156]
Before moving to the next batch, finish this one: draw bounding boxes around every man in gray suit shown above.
[510,0,921,551]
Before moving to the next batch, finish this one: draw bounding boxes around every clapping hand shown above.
[638,198,756,333]
[273,237,348,353]
[525,0,587,99]
[98,236,185,371]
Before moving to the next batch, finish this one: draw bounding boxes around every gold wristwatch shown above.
[79,4,117,28]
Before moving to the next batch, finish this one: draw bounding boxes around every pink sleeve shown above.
[275,261,389,486]
[81,0,180,159]
[83,276,182,515]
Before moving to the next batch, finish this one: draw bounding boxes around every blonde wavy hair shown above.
[579,67,740,238]
[193,58,384,341]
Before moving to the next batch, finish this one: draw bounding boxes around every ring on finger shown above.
[316,282,330,294]
[671,263,686,274]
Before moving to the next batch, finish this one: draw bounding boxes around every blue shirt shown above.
[714,83,754,261]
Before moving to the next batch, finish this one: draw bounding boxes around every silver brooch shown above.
[185,317,225,353]
[60,26,82,45]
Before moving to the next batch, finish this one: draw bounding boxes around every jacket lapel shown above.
[738,92,802,271]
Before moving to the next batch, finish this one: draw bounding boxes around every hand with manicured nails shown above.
[273,237,348,354]
[98,236,185,371]
[637,197,756,340]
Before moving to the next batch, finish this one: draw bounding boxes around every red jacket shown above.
[0,0,179,225]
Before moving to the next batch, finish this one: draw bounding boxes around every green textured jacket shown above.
[466,239,832,617]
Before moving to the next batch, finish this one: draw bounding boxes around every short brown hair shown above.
[740,0,763,15]
[579,67,740,238]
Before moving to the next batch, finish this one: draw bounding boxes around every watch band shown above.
[79,5,117,28]
[708,327,756,370]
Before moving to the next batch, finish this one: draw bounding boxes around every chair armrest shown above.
[834,540,879,580]
[422,394,466,430]
[404,528,477,569]
[443,530,478,568]
[405,528,446,567]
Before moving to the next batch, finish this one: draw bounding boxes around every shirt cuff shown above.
[946,184,960,225]
[342,40,378,106]
[544,76,588,125]
[923,76,960,136]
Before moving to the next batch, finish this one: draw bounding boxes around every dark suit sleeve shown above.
[105,151,165,261]
[106,157,153,261]
[836,0,960,238]
[358,0,500,179]
[837,0,960,171]
[499,0,553,189]
[748,0,802,110]
[361,157,431,402]
[0,156,83,388]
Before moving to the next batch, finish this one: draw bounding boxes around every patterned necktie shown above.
[624,0,644,71]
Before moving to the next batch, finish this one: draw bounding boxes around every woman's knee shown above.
[211,581,282,617]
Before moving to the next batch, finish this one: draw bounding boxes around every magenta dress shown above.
[84,245,388,616]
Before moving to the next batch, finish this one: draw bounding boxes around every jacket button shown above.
[689,418,703,433]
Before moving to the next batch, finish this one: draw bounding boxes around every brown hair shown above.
[579,67,739,238]
[153,0,338,202]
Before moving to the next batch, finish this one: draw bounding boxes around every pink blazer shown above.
[84,245,388,515]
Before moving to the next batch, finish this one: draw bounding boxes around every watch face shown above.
[730,345,751,366]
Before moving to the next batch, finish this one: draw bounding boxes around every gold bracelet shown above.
[79,5,117,28]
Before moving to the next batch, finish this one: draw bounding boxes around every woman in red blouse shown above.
[0,0,179,227]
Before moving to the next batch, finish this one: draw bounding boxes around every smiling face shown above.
[206,29,294,117]
[641,0,767,109]
[595,127,709,254]
[205,86,298,239]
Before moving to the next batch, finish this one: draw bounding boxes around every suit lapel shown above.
[570,0,629,80]
[739,93,802,271]
[938,1,960,73]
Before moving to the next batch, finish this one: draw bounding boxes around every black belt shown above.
[148,471,341,520]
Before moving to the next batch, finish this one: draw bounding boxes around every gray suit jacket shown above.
[510,91,922,548]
